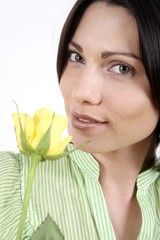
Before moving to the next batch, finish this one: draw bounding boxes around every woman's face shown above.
[60,2,159,154]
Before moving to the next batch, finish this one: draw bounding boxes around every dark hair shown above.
[57,0,160,167]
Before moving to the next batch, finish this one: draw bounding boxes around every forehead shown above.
[71,2,140,56]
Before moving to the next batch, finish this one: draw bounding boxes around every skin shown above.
[60,2,159,239]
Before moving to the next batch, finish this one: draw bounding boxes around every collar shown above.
[137,167,159,191]
[67,144,160,187]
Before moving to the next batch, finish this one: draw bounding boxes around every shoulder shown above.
[0,151,22,177]
[156,170,160,188]
[0,151,24,239]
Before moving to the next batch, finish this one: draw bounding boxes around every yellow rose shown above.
[12,108,72,159]
[12,105,88,240]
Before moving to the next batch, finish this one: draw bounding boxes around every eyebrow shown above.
[101,51,142,61]
[70,41,83,53]
[70,41,142,61]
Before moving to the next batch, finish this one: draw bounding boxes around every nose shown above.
[72,66,102,105]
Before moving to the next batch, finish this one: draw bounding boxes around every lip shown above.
[71,112,107,130]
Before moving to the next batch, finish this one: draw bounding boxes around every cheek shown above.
[109,82,159,135]
[60,74,70,99]
[117,97,159,140]
[112,81,154,119]
[60,74,72,116]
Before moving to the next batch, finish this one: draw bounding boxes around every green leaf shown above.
[35,113,55,156]
[13,100,33,155]
[30,214,64,240]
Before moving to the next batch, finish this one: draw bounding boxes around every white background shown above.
[0,0,76,151]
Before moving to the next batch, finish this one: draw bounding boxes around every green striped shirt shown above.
[0,144,160,239]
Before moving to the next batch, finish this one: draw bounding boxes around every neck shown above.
[97,150,142,200]
[94,136,156,200]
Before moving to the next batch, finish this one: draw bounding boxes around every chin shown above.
[68,126,97,153]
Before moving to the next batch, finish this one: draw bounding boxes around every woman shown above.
[0,0,160,239]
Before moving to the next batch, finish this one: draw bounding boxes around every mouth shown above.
[71,112,108,130]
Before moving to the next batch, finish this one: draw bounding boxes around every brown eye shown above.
[119,65,130,74]
[109,62,134,76]
[69,52,84,64]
